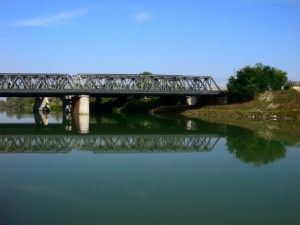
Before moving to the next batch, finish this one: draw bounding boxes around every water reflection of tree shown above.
[226,127,286,166]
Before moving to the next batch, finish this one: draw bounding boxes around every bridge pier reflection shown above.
[186,120,196,130]
[62,113,90,133]
[34,112,90,133]
[73,114,90,134]
[34,111,49,125]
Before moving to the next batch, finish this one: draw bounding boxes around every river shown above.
[0,111,299,225]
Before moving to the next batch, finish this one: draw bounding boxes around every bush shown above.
[227,63,287,102]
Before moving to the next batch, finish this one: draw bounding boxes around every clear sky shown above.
[1,0,299,86]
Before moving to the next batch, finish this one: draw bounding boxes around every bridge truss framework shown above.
[0,73,222,97]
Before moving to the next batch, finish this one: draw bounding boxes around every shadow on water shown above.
[0,111,298,165]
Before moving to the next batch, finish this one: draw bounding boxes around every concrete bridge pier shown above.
[33,97,51,112]
[186,96,198,106]
[62,95,90,114]
[72,95,90,114]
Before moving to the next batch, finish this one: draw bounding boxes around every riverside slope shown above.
[183,90,300,121]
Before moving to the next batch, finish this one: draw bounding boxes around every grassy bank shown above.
[183,90,300,120]
[181,89,300,144]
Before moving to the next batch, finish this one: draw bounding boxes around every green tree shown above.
[6,97,35,109]
[140,71,152,75]
[227,63,287,102]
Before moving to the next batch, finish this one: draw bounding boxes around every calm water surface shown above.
[0,111,299,225]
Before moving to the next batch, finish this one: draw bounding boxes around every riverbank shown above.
[180,90,300,144]
[182,90,300,144]
[182,90,300,121]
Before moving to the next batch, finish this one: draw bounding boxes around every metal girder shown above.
[0,73,223,97]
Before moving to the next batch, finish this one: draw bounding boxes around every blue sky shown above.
[1,0,299,86]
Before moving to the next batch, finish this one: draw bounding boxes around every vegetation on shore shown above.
[2,97,63,113]
[181,89,300,145]
[182,89,300,120]
[227,63,288,102]
[182,63,300,121]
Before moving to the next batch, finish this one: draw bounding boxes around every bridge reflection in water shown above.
[0,113,224,153]
[0,135,220,153]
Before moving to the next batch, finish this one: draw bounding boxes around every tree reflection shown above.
[226,126,286,166]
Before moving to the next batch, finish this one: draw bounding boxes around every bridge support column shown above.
[62,95,73,113]
[33,97,51,112]
[186,96,198,106]
[72,95,89,114]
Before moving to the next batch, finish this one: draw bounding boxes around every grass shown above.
[183,89,300,120]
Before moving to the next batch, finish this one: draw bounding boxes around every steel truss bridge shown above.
[0,134,220,153]
[0,73,223,97]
